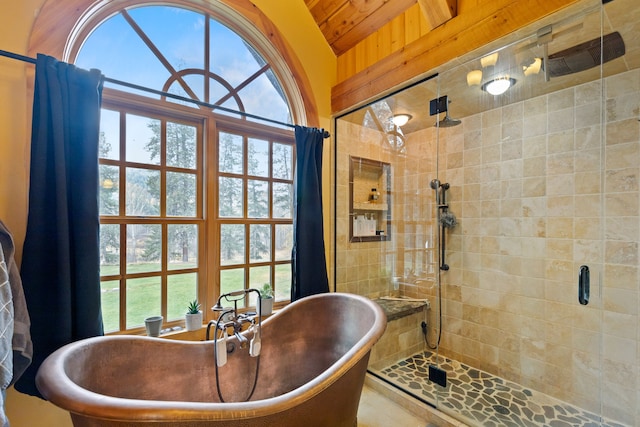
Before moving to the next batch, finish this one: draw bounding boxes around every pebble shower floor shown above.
[373,350,626,427]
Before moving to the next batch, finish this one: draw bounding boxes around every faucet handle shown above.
[216,330,228,367]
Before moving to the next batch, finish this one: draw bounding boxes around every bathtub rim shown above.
[36,292,387,422]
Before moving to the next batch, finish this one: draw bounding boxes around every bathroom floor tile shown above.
[372,351,628,427]
[358,384,428,427]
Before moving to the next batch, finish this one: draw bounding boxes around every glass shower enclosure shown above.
[334,0,638,425]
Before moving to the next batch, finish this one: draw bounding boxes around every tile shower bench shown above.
[369,298,428,371]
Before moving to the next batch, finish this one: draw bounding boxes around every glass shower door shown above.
[432,3,610,424]
[334,74,445,410]
[336,1,640,424]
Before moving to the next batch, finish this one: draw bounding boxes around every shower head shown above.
[430,179,440,190]
[435,112,461,128]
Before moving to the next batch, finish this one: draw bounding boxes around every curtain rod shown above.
[0,49,330,138]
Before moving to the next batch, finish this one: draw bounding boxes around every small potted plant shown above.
[259,283,274,316]
[185,299,203,331]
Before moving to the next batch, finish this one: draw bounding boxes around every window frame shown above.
[99,89,295,334]
[213,121,296,309]
[25,0,316,335]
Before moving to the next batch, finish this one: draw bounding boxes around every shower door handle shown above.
[578,265,590,305]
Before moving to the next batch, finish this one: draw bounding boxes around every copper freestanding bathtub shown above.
[36,292,386,426]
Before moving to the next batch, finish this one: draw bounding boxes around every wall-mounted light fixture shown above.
[480,52,499,68]
[522,57,542,76]
[392,114,412,127]
[466,69,483,86]
[481,76,516,95]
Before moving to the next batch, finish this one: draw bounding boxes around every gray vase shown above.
[144,316,163,337]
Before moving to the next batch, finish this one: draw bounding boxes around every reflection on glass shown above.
[219,132,243,174]
[167,273,197,321]
[126,224,161,273]
[220,224,245,265]
[100,224,120,273]
[166,122,197,169]
[99,109,119,160]
[275,224,292,261]
[99,165,119,215]
[126,276,161,329]
[273,182,292,218]
[168,224,198,270]
[126,114,160,165]
[126,168,160,216]
[273,143,293,180]
[248,138,269,177]
[100,279,120,333]
[250,224,271,262]
[248,179,269,218]
[219,177,243,217]
[167,172,196,216]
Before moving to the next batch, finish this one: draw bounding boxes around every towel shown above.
[0,242,13,426]
[0,221,32,384]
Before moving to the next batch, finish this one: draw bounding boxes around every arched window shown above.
[74,5,292,124]
[61,2,301,333]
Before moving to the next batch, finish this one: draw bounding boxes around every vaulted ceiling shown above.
[304,0,456,55]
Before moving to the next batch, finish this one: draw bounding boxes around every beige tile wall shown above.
[336,121,439,301]
[435,69,639,425]
[335,69,639,426]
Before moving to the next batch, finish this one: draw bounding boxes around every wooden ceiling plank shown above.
[307,0,349,27]
[322,0,391,45]
[418,0,457,30]
[323,0,417,54]
[404,4,425,44]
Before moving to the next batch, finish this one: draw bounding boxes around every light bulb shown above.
[482,77,516,96]
[391,114,412,127]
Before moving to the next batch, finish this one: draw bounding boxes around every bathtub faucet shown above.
[208,288,262,349]
[207,308,253,349]
[233,329,248,348]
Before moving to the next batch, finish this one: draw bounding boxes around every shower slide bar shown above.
[430,179,455,271]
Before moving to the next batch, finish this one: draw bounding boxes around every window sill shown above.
[138,309,280,342]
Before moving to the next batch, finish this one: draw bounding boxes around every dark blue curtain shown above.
[291,125,329,301]
[15,55,104,397]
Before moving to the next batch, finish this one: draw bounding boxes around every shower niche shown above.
[349,156,390,242]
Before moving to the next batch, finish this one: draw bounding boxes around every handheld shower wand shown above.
[430,179,441,204]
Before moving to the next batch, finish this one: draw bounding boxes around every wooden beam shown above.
[418,0,457,30]
[331,0,582,113]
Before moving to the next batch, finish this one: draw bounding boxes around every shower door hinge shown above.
[536,25,553,45]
